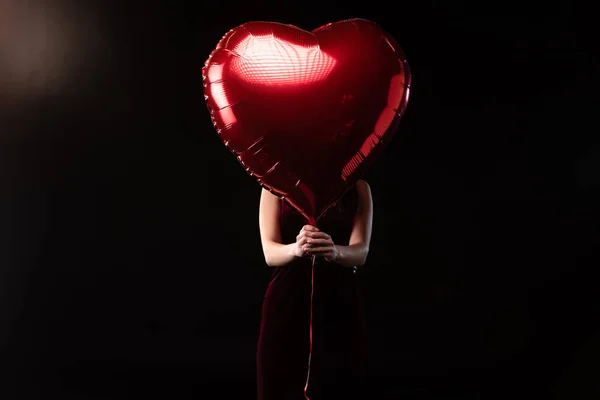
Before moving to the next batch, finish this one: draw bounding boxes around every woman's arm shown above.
[258,188,298,267]
[333,180,373,268]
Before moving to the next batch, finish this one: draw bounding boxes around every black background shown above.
[1,0,598,399]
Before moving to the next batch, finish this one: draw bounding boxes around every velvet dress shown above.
[256,186,367,400]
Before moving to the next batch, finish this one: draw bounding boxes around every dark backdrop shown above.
[1,1,598,399]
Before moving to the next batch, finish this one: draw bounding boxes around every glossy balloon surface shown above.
[203,19,411,224]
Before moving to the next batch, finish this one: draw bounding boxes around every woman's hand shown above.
[301,225,339,262]
[291,225,314,258]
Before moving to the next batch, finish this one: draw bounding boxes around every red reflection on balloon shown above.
[230,35,337,86]
[207,64,238,128]
[343,72,409,180]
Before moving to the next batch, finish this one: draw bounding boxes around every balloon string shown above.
[303,254,316,400]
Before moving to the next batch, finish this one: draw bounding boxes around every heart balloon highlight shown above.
[203,19,411,224]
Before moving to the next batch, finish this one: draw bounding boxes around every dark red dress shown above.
[257,186,367,400]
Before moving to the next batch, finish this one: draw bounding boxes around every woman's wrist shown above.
[324,245,342,264]
[288,243,301,258]
[330,244,368,268]
[333,245,341,263]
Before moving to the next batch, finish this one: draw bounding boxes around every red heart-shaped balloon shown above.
[203,19,410,224]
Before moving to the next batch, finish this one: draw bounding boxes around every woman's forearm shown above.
[333,244,369,268]
[262,241,298,267]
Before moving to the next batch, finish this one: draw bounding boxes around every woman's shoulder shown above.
[354,179,372,209]
[356,179,371,193]
[339,180,369,203]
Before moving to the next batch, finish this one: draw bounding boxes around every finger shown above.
[296,233,306,242]
[299,230,320,240]
[302,244,315,253]
[304,242,329,250]
[307,249,330,256]
[298,232,314,244]
[302,225,319,232]
[306,246,333,254]
[306,238,331,246]
[308,231,331,240]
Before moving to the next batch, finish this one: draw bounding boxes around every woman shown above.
[257,180,373,400]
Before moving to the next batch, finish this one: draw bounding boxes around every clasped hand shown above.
[293,225,338,262]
